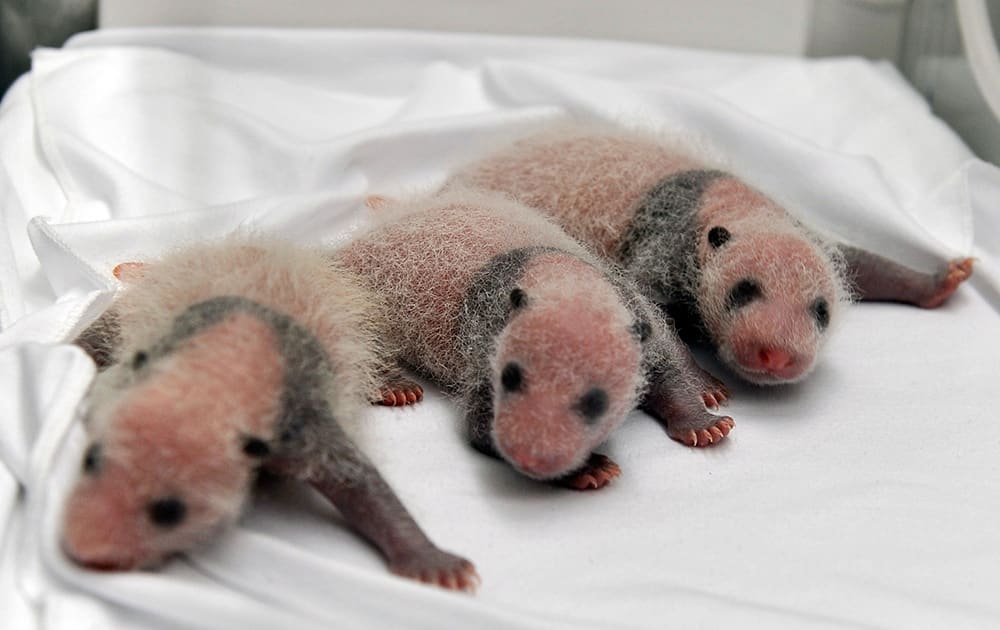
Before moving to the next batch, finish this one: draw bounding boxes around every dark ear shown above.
[509,288,527,309]
[82,442,102,475]
[147,497,187,528]
[727,279,763,310]
[707,226,731,249]
[810,297,830,331]
[242,436,271,458]
[131,350,149,369]
[631,319,652,343]
[500,362,524,393]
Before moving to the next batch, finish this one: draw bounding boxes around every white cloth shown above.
[1,28,998,630]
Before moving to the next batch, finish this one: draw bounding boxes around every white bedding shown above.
[1,28,998,630]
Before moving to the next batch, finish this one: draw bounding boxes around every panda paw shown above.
[554,453,621,490]
[669,415,734,447]
[920,258,974,309]
[373,378,425,406]
[389,547,480,593]
[697,370,730,410]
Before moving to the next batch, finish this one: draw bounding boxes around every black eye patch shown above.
[501,362,524,393]
[811,297,830,331]
[509,288,527,309]
[82,443,102,475]
[575,388,609,424]
[631,319,652,343]
[147,497,187,528]
[242,437,270,458]
[727,279,763,310]
[131,351,149,369]
[707,226,731,248]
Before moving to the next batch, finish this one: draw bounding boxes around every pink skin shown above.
[74,245,480,590]
[455,129,973,393]
[450,133,698,259]
[490,255,643,485]
[701,232,834,384]
[113,257,421,410]
[693,179,838,385]
[338,202,539,385]
[62,315,282,570]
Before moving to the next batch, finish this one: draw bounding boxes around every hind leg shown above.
[841,246,973,308]
[298,460,480,592]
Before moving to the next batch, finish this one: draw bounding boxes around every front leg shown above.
[639,313,734,447]
[642,365,734,447]
[676,342,730,410]
[552,453,621,490]
[371,367,425,407]
[840,245,973,308]
[274,409,478,592]
[463,386,619,490]
[307,464,479,592]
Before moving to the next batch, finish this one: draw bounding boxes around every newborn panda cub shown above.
[449,122,974,385]
[64,238,478,592]
[336,190,734,491]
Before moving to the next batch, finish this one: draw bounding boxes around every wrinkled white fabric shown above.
[0,28,998,630]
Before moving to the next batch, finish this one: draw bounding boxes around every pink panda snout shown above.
[732,343,808,382]
[701,229,840,385]
[724,301,819,384]
[489,306,642,479]
[499,441,582,479]
[61,460,161,571]
[756,347,794,371]
[61,441,248,572]
[491,380,593,479]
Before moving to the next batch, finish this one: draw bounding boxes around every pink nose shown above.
[499,444,576,479]
[61,539,139,571]
[757,347,794,371]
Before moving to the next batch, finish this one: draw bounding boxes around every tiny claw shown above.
[375,379,425,407]
[671,416,734,447]
[459,573,479,594]
[555,453,621,490]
